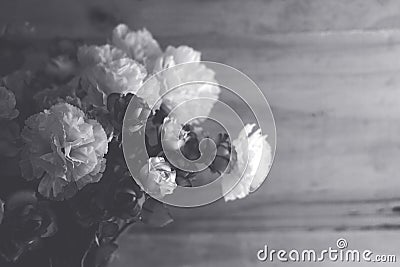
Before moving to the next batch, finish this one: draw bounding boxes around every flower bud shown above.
[210,133,236,174]
[179,124,201,160]
[108,177,143,220]
[175,169,193,187]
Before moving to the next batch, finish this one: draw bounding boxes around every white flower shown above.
[20,103,108,200]
[153,46,201,72]
[221,124,272,201]
[151,46,220,124]
[161,117,185,151]
[77,44,148,106]
[0,87,19,120]
[139,157,177,199]
[112,24,162,67]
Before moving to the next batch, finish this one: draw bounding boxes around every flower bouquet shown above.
[0,24,272,267]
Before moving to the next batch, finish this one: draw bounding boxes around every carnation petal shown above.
[20,103,108,200]
[222,124,272,201]
[112,24,162,65]
[138,157,177,199]
[77,44,148,106]
[150,46,220,123]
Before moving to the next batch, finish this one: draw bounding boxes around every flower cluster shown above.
[0,24,272,267]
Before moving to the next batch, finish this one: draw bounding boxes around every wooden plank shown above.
[114,229,400,267]
[2,1,400,266]
[3,0,400,38]
[171,30,400,203]
[2,2,400,202]
[134,198,400,233]
[124,26,400,267]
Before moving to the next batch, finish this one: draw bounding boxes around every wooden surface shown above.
[2,0,400,266]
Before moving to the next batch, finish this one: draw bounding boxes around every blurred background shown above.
[2,0,400,266]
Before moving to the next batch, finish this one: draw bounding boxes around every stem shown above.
[110,221,134,243]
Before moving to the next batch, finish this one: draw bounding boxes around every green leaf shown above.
[141,198,173,227]
[6,190,37,211]
[81,243,118,267]
[94,243,118,267]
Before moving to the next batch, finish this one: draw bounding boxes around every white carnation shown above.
[221,124,272,201]
[77,44,148,106]
[139,157,177,199]
[151,46,220,124]
[112,24,162,67]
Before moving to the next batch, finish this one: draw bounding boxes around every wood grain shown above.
[4,0,400,38]
[2,0,400,266]
[115,230,400,267]
[121,28,400,267]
